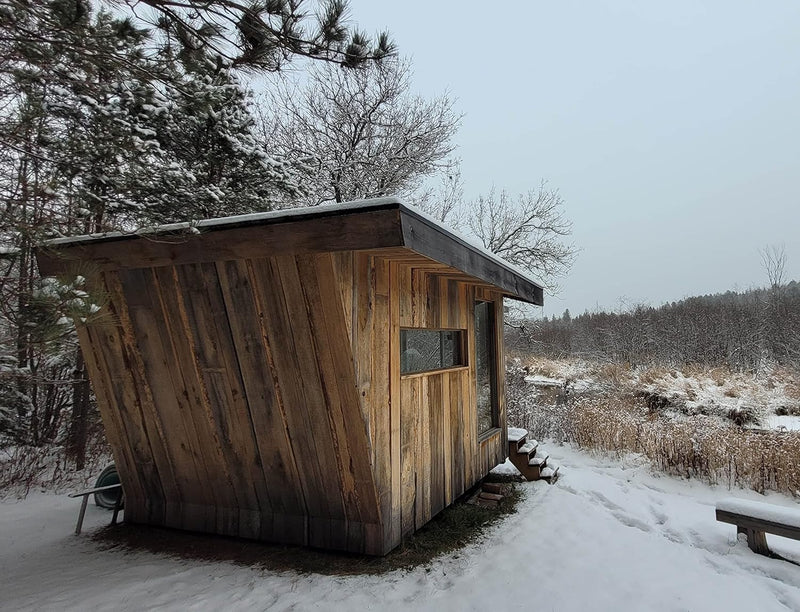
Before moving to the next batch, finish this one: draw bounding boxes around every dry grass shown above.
[784,377,800,402]
[595,362,632,386]
[709,367,728,386]
[638,366,670,385]
[519,391,800,497]
[517,356,563,379]
[568,396,800,495]
[507,360,800,497]
[0,436,111,498]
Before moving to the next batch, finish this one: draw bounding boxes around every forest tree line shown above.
[526,280,800,372]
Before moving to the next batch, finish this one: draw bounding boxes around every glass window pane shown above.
[400,329,463,374]
[441,330,460,367]
[475,301,496,434]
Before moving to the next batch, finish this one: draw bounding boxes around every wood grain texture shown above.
[117,267,214,533]
[68,243,509,556]
[37,208,403,274]
[392,269,507,533]
[76,252,386,554]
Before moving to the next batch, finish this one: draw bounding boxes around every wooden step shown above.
[539,465,560,483]
[528,453,549,468]
[517,440,538,456]
[507,427,528,444]
[508,428,528,454]
[481,482,505,495]
[479,491,503,502]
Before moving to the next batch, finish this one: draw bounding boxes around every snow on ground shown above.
[521,358,800,431]
[523,374,562,387]
[763,414,800,432]
[2,446,800,612]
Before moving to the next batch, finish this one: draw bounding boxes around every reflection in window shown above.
[400,329,463,375]
[475,301,497,434]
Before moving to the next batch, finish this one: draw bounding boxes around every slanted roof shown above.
[36,197,544,304]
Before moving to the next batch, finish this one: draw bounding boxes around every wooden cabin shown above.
[36,198,543,555]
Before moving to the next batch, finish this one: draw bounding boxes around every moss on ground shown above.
[92,475,525,575]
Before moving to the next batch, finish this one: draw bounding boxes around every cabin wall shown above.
[336,252,507,549]
[79,254,383,554]
[75,247,507,557]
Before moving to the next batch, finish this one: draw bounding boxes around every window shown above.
[400,329,464,375]
[474,301,497,435]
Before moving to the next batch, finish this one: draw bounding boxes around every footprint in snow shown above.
[662,528,685,544]
[649,504,669,526]
[609,510,654,533]
[586,490,626,513]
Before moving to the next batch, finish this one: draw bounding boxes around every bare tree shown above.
[759,244,798,364]
[410,160,464,223]
[263,57,461,206]
[761,244,786,289]
[465,184,576,290]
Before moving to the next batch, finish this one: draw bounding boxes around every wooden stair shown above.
[507,427,560,483]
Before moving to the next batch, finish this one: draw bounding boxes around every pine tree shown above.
[136,63,304,224]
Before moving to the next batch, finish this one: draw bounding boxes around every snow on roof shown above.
[44,196,403,247]
[42,197,545,298]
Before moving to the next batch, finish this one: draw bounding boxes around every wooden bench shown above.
[716,497,800,556]
[68,483,123,535]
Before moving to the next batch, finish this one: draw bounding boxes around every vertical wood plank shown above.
[388,260,402,547]
[301,254,382,526]
[151,266,239,534]
[354,253,395,552]
[425,273,439,328]
[411,269,425,327]
[418,377,431,526]
[449,371,465,499]
[398,264,413,327]
[119,268,213,532]
[77,322,147,517]
[428,374,445,516]
[447,279,459,328]
[441,371,452,505]
[216,259,308,541]
[100,271,171,525]
[354,253,374,432]
[250,255,348,542]
[330,251,354,344]
[400,377,418,536]
[174,262,270,537]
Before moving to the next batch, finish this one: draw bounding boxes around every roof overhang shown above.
[36,198,544,305]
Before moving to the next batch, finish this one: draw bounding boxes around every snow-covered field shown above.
[3,446,800,612]
[520,358,800,431]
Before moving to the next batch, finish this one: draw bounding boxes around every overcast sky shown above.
[346,0,800,316]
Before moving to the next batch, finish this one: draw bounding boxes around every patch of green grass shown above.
[92,480,525,575]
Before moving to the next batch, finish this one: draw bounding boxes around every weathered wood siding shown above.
[75,247,507,556]
[81,254,383,554]
[335,253,507,547]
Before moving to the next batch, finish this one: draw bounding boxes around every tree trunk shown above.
[68,348,90,470]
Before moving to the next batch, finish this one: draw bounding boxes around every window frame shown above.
[399,327,467,377]
[474,300,499,437]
